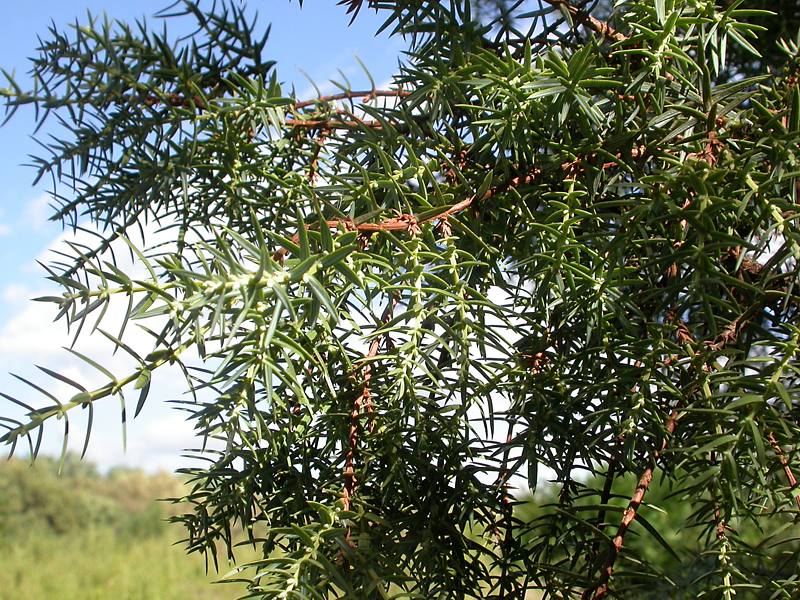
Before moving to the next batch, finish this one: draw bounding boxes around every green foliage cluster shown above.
[2,0,800,598]
[521,472,800,598]
[715,0,800,78]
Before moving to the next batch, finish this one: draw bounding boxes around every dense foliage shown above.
[2,0,800,597]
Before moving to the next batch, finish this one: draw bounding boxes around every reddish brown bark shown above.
[341,297,396,512]
[767,431,800,510]
[588,410,679,599]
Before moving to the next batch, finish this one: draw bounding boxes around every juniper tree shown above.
[2,0,800,598]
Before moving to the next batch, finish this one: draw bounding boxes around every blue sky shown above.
[0,1,403,471]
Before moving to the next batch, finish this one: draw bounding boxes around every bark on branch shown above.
[542,0,628,43]
[767,431,800,510]
[342,297,396,513]
[587,410,679,600]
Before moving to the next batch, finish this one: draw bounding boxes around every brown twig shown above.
[767,431,800,510]
[589,410,679,599]
[342,297,396,514]
[543,0,628,43]
[292,89,410,110]
[280,89,411,131]
[284,117,383,130]
[358,296,397,430]
[271,167,543,263]
[341,397,362,515]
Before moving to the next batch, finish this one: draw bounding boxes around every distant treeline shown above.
[0,453,184,540]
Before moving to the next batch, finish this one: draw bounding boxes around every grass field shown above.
[0,526,251,600]
[0,456,257,600]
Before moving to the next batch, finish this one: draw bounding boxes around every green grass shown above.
[0,526,251,600]
[0,456,263,600]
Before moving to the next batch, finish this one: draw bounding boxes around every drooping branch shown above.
[341,392,363,514]
[586,308,791,597]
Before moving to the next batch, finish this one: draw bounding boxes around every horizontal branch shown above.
[292,89,410,110]
[0,345,186,449]
[111,88,408,132]
[272,168,542,262]
[543,0,628,43]
[286,89,411,130]
[284,117,383,130]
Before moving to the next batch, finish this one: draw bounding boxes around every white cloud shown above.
[26,193,55,231]
[0,288,157,361]
[0,205,12,236]
[1,283,38,303]
[0,218,217,473]
[1,318,213,473]
[84,410,205,473]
